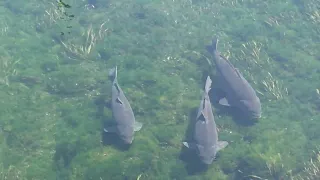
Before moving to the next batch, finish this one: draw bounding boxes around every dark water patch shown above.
[41,61,59,73]
[4,1,44,16]
[4,131,18,148]
[53,140,82,179]
[130,4,147,20]
[301,113,320,143]
[1,144,25,168]
[4,1,22,14]
[45,69,98,97]
[291,0,310,15]
[133,11,146,19]
[179,148,209,175]
[242,135,255,144]
[50,32,65,44]
[229,21,264,42]
[130,4,168,27]
[153,126,178,147]
[87,0,97,7]
[214,105,258,126]
[54,142,78,167]
[101,127,131,151]
[169,164,189,179]
[86,0,110,9]
[269,52,290,63]
[84,156,132,180]
[46,78,86,96]
[97,46,112,62]
[235,156,269,179]
[235,152,293,180]
[10,75,43,88]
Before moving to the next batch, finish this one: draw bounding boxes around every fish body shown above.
[183,76,228,164]
[206,38,261,119]
[104,66,142,144]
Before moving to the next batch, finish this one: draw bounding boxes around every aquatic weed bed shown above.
[0,0,319,179]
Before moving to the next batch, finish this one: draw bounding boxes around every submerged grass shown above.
[0,0,320,179]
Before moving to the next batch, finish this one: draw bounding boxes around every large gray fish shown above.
[104,66,143,144]
[206,38,262,119]
[183,76,228,165]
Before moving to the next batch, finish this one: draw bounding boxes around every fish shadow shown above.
[94,95,131,151]
[178,107,209,174]
[101,126,131,151]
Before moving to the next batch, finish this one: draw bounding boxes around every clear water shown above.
[0,0,319,179]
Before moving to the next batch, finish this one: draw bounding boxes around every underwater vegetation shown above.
[294,149,320,180]
[0,0,320,179]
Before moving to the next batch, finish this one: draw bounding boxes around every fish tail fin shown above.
[204,76,212,93]
[108,66,118,81]
[206,37,219,54]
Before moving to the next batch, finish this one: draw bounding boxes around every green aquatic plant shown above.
[293,149,320,180]
[260,72,288,100]
[0,54,19,86]
[0,164,26,180]
[0,20,9,36]
[60,23,109,60]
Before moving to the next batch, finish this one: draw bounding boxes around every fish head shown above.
[118,125,134,144]
[240,99,262,119]
[197,145,216,165]
[120,135,133,144]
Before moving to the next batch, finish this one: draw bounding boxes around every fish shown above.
[206,37,262,119]
[183,76,228,165]
[104,66,143,144]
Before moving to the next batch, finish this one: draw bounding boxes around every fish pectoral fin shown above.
[103,126,117,133]
[182,142,189,148]
[182,142,196,149]
[219,98,230,106]
[116,97,123,105]
[134,121,143,131]
[216,141,228,152]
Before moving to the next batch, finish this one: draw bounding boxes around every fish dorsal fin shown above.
[234,68,243,78]
[219,55,243,78]
[116,97,123,104]
[199,99,209,123]
[114,83,123,105]
[114,83,121,94]
[223,57,236,69]
[202,97,206,110]
[219,54,232,66]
